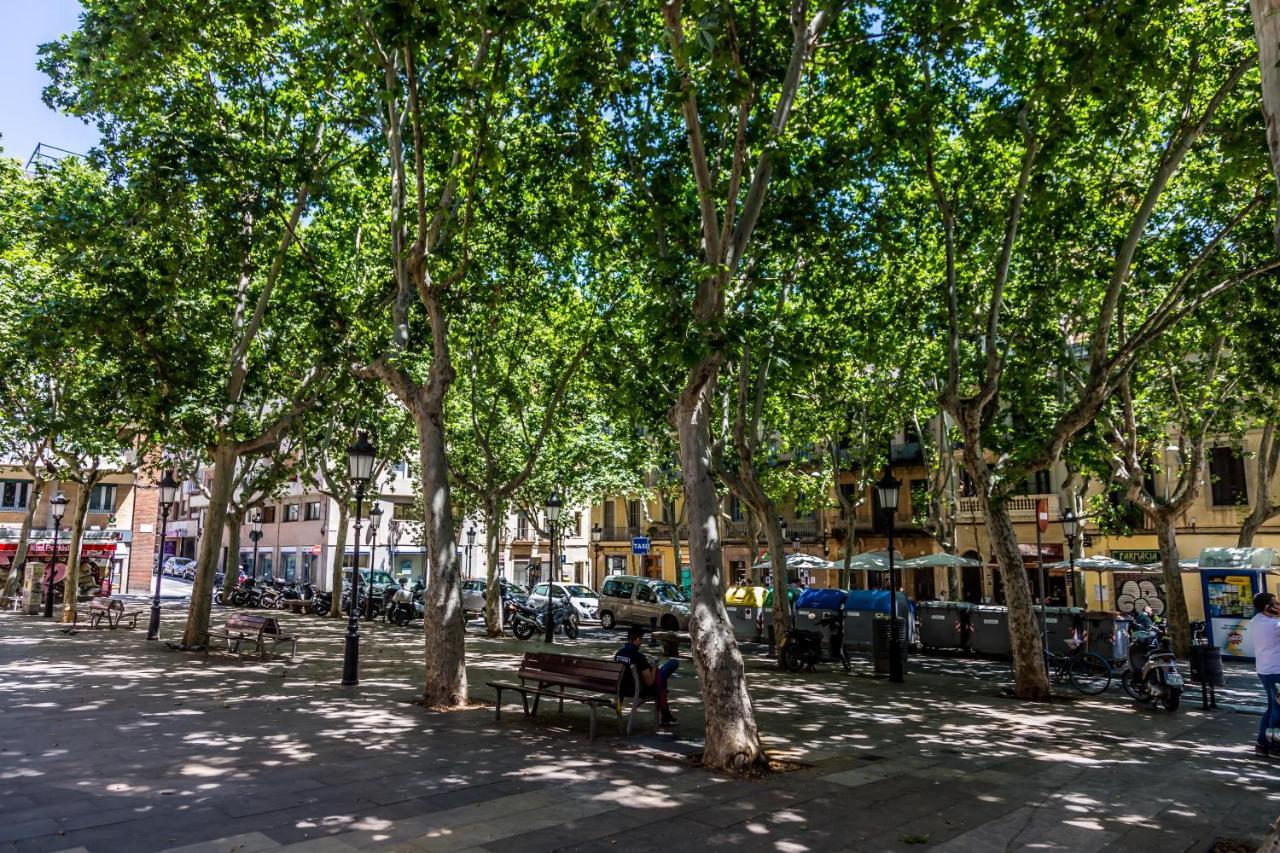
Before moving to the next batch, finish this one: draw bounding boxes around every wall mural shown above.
[1116,578,1165,616]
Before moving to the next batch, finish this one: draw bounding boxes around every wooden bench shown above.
[206,613,297,662]
[65,597,143,633]
[486,651,657,740]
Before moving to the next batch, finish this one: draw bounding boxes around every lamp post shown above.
[342,430,376,687]
[543,492,562,643]
[1061,510,1079,609]
[147,472,179,638]
[42,491,69,618]
[466,526,476,579]
[387,518,401,584]
[875,468,904,683]
[249,510,263,586]
[591,523,602,589]
[367,504,383,619]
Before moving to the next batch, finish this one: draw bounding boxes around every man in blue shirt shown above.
[615,625,679,726]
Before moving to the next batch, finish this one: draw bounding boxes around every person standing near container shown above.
[1251,592,1280,757]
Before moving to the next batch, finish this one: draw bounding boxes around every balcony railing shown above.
[957,493,1059,523]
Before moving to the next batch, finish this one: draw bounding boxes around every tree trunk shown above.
[221,510,243,602]
[483,500,503,638]
[762,509,792,651]
[1154,512,1192,658]
[674,354,765,773]
[1239,423,1279,547]
[984,497,1050,701]
[2,479,44,598]
[183,443,237,647]
[745,506,762,586]
[1252,0,1280,248]
[412,399,468,708]
[59,482,94,622]
[328,503,349,617]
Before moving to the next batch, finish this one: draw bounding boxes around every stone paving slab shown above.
[2,608,1277,853]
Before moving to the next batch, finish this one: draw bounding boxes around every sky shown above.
[0,0,98,164]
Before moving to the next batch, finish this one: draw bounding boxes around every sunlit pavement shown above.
[1,608,1276,853]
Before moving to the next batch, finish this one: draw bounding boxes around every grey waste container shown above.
[843,607,876,652]
[728,604,763,642]
[917,601,969,651]
[872,618,910,675]
[1040,607,1083,655]
[1083,611,1130,663]
[969,605,1011,656]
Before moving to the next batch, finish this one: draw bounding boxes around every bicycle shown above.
[1044,637,1112,695]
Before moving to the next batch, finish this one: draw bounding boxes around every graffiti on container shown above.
[1116,579,1165,617]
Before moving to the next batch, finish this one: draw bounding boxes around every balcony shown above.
[602,525,640,541]
[957,494,1059,523]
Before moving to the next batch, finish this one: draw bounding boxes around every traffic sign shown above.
[632,537,650,555]
[1036,498,1049,533]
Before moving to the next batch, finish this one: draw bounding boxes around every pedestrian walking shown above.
[1252,591,1280,757]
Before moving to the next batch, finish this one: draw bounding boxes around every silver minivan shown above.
[598,575,691,631]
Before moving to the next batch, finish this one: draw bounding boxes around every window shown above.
[516,511,529,540]
[1030,469,1051,495]
[88,484,117,513]
[260,505,276,524]
[571,511,582,536]
[601,578,635,599]
[0,481,30,511]
[1210,447,1248,507]
[392,502,416,521]
[729,494,744,522]
[637,585,657,603]
[603,500,616,534]
[533,583,549,596]
[304,501,321,521]
[626,499,641,531]
[284,503,300,522]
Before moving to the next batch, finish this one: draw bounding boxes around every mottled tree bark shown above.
[328,504,349,618]
[183,443,236,647]
[1154,513,1192,657]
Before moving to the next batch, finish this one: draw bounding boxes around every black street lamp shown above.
[387,517,400,585]
[147,472,179,639]
[342,430,376,687]
[591,523,603,589]
[367,504,383,620]
[43,491,69,618]
[466,526,476,579]
[1060,510,1079,609]
[543,492,562,643]
[249,510,264,585]
[875,468,904,683]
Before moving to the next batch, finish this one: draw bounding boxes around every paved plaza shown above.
[1,606,1277,853]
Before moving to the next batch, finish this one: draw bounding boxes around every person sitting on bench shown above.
[614,625,679,726]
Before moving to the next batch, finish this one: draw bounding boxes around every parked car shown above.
[461,578,528,618]
[163,557,197,580]
[525,582,601,624]
[597,575,690,631]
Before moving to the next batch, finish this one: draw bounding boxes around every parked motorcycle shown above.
[1123,626,1183,711]
[509,599,578,641]
[277,581,303,609]
[311,587,333,616]
[779,608,851,673]
[386,580,424,626]
[258,580,282,610]
[229,578,261,608]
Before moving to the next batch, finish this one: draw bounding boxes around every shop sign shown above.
[1111,549,1160,564]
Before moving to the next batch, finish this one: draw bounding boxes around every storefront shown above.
[0,528,131,594]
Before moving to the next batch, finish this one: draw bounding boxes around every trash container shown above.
[1082,611,1130,664]
[761,587,800,648]
[918,601,970,651]
[724,586,768,642]
[844,590,911,652]
[872,617,910,675]
[1040,606,1084,655]
[795,588,848,657]
[969,605,1011,656]
[1188,645,1226,686]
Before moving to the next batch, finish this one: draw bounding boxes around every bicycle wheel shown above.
[1068,652,1112,696]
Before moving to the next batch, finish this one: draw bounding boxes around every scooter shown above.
[230,578,261,608]
[385,580,424,626]
[509,599,578,641]
[311,587,333,616]
[1123,626,1183,711]
[779,607,851,673]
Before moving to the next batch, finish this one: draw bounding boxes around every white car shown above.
[164,557,197,580]
[525,583,601,624]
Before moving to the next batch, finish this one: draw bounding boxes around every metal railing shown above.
[957,493,1059,522]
